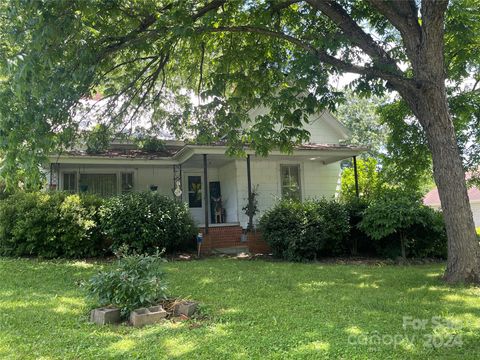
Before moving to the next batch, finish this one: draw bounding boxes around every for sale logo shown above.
[347,316,464,348]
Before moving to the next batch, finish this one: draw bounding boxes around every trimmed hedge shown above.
[0,192,104,258]
[0,191,197,258]
[100,192,197,253]
[260,196,448,261]
[259,199,350,261]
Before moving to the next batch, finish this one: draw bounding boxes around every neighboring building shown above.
[424,183,480,227]
[46,110,365,252]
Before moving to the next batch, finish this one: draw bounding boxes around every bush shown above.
[85,249,167,315]
[343,197,375,256]
[359,189,447,258]
[0,192,105,258]
[259,199,350,261]
[100,192,197,253]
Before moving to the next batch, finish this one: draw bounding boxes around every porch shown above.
[47,142,364,252]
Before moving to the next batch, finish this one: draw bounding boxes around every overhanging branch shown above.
[203,25,410,88]
[306,0,401,74]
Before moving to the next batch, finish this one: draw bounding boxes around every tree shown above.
[335,91,388,159]
[340,157,381,203]
[1,1,479,283]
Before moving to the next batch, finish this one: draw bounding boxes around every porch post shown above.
[203,154,209,234]
[247,154,253,230]
[353,156,359,198]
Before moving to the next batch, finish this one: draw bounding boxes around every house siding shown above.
[471,202,480,227]
[235,157,342,228]
[218,161,238,224]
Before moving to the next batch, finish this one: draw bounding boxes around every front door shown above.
[185,173,205,224]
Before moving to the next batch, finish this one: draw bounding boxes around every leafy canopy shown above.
[0,0,479,188]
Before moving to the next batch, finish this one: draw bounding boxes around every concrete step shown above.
[211,246,249,255]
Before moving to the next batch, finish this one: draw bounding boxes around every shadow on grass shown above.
[0,258,479,359]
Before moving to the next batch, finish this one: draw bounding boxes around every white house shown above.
[46,110,365,248]
[424,182,480,228]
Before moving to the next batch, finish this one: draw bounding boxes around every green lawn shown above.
[0,258,479,359]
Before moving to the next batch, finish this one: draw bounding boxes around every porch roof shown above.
[48,142,367,166]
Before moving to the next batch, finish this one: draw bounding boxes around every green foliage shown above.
[132,129,167,153]
[242,185,259,228]
[0,192,105,258]
[100,192,197,254]
[2,0,478,187]
[377,100,434,191]
[85,124,111,154]
[359,189,447,258]
[340,158,381,203]
[259,199,350,261]
[342,197,374,256]
[335,91,388,159]
[136,136,166,153]
[0,178,11,200]
[85,249,167,315]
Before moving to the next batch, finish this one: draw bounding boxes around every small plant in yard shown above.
[85,247,168,316]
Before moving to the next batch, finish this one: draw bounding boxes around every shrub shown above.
[85,249,167,315]
[259,199,350,261]
[407,207,447,258]
[343,197,375,256]
[100,192,197,253]
[0,192,105,258]
[359,189,447,259]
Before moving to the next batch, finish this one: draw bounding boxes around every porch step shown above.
[211,246,249,255]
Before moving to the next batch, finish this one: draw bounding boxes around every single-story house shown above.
[46,110,365,252]
[424,182,480,228]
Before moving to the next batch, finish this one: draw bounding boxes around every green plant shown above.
[136,136,166,153]
[100,192,197,253]
[339,158,382,203]
[242,185,259,230]
[342,197,373,256]
[0,192,105,258]
[85,124,110,154]
[85,249,167,315]
[259,199,350,261]
[359,189,446,259]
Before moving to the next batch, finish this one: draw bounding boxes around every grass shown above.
[0,258,479,359]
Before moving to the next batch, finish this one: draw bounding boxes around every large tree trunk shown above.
[389,1,480,283]
[411,85,480,283]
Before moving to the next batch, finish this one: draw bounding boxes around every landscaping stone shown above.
[130,305,167,327]
[90,307,121,325]
[174,301,198,317]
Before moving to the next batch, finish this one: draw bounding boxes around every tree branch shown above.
[305,0,400,73]
[268,0,302,13]
[203,25,409,88]
[193,0,226,20]
[366,0,421,58]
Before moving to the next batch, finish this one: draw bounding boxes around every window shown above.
[79,174,117,197]
[188,176,202,208]
[63,173,77,193]
[121,172,134,193]
[280,165,301,200]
